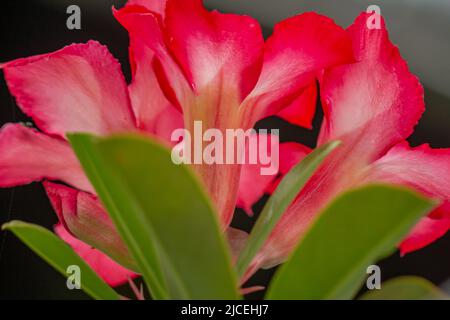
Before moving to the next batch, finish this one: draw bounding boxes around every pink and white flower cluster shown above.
[1,0,449,286]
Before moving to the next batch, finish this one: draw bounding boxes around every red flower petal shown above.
[365,142,450,202]
[400,215,450,256]
[242,12,353,125]
[117,1,181,138]
[126,20,182,137]
[2,41,136,138]
[152,104,184,144]
[0,124,92,192]
[278,142,312,175]
[319,13,424,161]
[113,3,190,111]
[276,83,318,129]
[55,223,136,287]
[164,0,264,103]
[45,182,137,272]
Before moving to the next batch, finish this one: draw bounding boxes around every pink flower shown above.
[113,0,353,227]
[241,13,450,277]
[0,42,144,286]
[0,0,353,285]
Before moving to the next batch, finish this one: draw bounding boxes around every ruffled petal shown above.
[2,41,136,138]
[363,142,450,253]
[242,12,353,125]
[0,124,92,192]
[44,181,137,271]
[55,224,136,287]
[318,13,424,162]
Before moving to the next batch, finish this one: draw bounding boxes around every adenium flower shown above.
[242,13,450,277]
[0,0,353,285]
[113,0,353,227]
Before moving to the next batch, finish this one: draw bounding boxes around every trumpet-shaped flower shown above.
[242,13,450,276]
[113,0,353,227]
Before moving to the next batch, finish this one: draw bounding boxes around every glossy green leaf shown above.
[266,185,436,300]
[360,276,449,300]
[69,134,168,299]
[235,141,341,277]
[2,221,119,300]
[69,133,240,300]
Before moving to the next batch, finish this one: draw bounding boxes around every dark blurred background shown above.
[0,0,449,299]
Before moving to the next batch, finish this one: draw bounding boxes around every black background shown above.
[0,0,449,299]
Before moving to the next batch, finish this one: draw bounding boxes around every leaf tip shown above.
[323,140,342,153]
[2,220,21,231]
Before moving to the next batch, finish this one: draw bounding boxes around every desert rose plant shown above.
[0,0,449,300]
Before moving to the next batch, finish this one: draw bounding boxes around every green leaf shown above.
[69,133,240,300]
[2,221,119,300]
[360,276,449,300]
[69,134,168,300]
[235,141,341,277]
[266,185,436,300]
